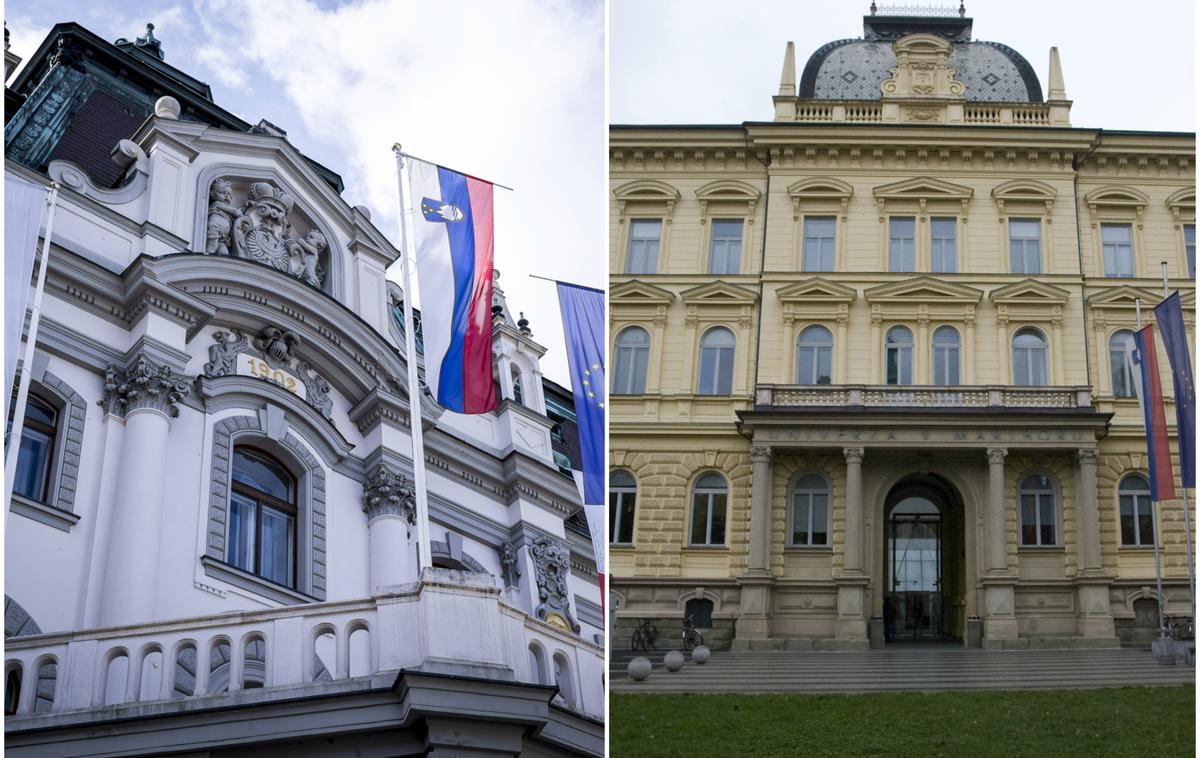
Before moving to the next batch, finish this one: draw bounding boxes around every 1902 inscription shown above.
[237,354,307,400]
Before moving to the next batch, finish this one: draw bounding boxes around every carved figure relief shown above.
[531,535,580,633]
[501,541,521,589]
[204,177,328,289]
[202,325,334,420]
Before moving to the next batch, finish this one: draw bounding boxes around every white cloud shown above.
[195,0,605,383]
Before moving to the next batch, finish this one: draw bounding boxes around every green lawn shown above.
[611,687,1195,757]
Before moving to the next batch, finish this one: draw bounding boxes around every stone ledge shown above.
[9,494,80,532]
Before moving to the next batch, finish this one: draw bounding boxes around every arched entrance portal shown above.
[882,475,965,643]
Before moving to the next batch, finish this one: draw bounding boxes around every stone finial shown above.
[362,465,416,528]
[353,204,371,221]
[100,355,192,418]
[1047,46,1067,101]
[778,41,796,97]
[154,96,181,119]
[5,23,10,52]
[517,312,531,336]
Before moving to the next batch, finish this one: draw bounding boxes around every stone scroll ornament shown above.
[362,465,416,533]
[203,325,334,420]
[206,178,327,288]
[531,536,580,633]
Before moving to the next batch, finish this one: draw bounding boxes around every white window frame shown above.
[789,473,830,547]
[885,325,914,386]
[1118,474,1155,548]
[612,326,650,395]
[626,218,662,274]
[1018,473,1058,547]
[802,216,837,272]
[931,325,961,386]
[888,217,916,272]
[708,218,744,275]
[697,327,736,396]
[930,217,958,273]
[689,472,728,547]
[1011,327,1049,386]
[609,470,637,545]
[1101,223,1135,277]
[796,325,834,385]
[1008,218,1043,274]
[1108,329,1135,398]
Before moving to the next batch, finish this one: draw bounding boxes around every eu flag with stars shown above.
[1154,292,1195,487]
[557,282,605,505]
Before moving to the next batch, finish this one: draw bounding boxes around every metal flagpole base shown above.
[1152,630,1177,665]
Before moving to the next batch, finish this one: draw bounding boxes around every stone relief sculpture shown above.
[203,330,250,377]
[531,536,580,633]
[100,355,192,418]
[362,465,416,531]
[204,177,327,289]
[202,325,333,420]
[205,178,242,256]
[500,541,521,589]
[253,326,300,364]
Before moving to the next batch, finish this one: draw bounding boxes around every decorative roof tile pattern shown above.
[799,31,1042,103]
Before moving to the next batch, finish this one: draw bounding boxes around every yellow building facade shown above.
[609,9,1195,650]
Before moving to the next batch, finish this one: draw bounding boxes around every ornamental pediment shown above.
[1166,187,1195,221]
[776,277,857,305]
[865,276,982,304]
[872,177,973,203]
[880,34,964,100]
[1086,286,1161,311]
[610,279,676,306]
[1084,186,1149,209]
[680,281,758,306]
[989,278,1070,306]
[613,178,681,203]
[787,177,853,201]
[694,179,760,203]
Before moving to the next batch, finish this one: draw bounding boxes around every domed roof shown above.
[797,12,1043,103]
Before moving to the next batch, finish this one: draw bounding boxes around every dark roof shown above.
[5,22,344,193]
[798,14,1043,103]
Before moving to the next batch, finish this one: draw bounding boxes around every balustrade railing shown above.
[757,384,1093,409]
[779,101,1054,126]
[4,570,603,720]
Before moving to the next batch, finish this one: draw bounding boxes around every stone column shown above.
[363,464,419,591]
[842,448,864,575]
[986,447,1009,574]
[982,447,1018,646]
[747,445,773,575]
[99,355,191,628]
[1076,448,1102,574]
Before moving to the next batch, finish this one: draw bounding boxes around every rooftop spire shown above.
[778,41,796,97]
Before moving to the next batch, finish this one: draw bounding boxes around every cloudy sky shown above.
[611,0,1196,131]
[6,0,604,384]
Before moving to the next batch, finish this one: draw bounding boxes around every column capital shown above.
[750,445,772,463]
[100,354,192,418]
[1077,447,1100,464]
[986,447,1008,465]
[363,464,416,527]
[843,447,865,464]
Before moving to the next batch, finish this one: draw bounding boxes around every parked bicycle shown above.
[631,619,659,651]
[682,614,704,651]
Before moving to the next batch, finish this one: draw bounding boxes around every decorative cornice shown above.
[362,464,416,528]
[100,354,192,418]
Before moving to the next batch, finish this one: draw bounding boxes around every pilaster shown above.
[746,444,773,575]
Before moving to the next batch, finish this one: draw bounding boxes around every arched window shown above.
[790,473,829,546]
[510,365,524,406]
[5,666,20,716]
[228,447,298,587]
[796,326,833,385]
[1119,474,1154,547]
[932,326,961,386]
[14,394,57,504]
[697,327,735,396]
[1109,330,1135,398]
[690,473,728,546]
[609,470,637,544]
[613,327,650,395]
[1019,474,1057,546]
[528,643,547,684]
[1012,328,1048,386]
[885,326,913,385]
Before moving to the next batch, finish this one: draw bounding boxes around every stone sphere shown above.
[692,645,711,664]
[154,96,181,120]
[663,649,685,671]
[627,656,651,681]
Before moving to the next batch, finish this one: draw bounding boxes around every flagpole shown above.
[392,148,515,192]
[1137,298,1168,637]
[1161,261,1196,620]
[5,183,59,531]
[392,145,433,573]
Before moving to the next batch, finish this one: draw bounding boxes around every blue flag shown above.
[1154,292,1195,487]
[556,282,605,505]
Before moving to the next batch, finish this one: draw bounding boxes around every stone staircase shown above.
[611,644,1195,694]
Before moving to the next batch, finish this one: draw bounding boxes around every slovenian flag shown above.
[1126,325,1176,502]
[407,158,497,414]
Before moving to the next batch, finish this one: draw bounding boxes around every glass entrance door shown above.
[885,498,942,641]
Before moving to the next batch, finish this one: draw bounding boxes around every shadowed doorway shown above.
[883,475,965,643]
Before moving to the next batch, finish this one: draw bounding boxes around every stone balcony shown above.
[755,384,1094,410]
[4,569,604,755]
[776,100,1064,127]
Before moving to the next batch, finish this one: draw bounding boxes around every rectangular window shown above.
[708,219,743,274]
[803,217,837,272]
[930,217,957,273]
[1101,223,1134,277]
[1185,224,1195,278]
[888,217,916,272]
[626,219,661,274]
[1008,218,1042,274]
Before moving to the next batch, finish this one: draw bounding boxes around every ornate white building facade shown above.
[3,22,603,756]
